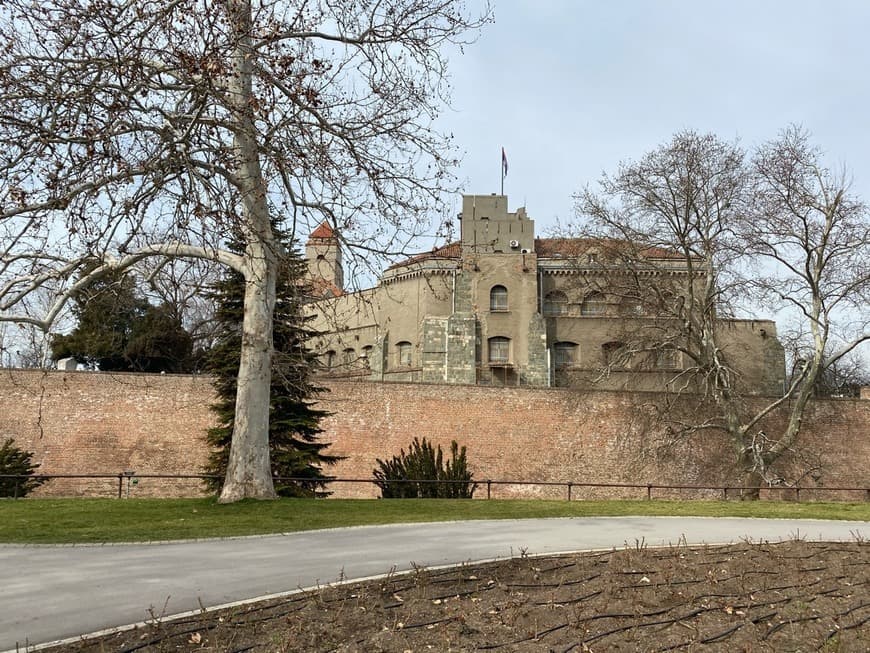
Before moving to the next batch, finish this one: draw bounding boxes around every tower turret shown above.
[305,221,344,296]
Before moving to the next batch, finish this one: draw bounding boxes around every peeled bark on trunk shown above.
[218,0,278,502]
[738,467,763,501]
[218,253,278,503]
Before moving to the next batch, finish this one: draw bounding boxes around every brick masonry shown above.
[0,369,867,499]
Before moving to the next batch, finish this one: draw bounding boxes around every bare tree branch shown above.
[0,0,491,501]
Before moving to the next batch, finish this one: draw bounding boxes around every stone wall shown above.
[0,369,867,499]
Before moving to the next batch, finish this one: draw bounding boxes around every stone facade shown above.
[307,194,786,394]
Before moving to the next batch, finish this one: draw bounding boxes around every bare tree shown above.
[0,284,74,368]
[744,126,870,472]
[573,129,869,490]
[574,131,755,396]
[0,0,490,502]
[138,256,224,358]
[792,350,870,398]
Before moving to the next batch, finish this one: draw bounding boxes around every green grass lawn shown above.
[2,498,870,544]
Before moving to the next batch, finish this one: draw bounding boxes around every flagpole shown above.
[500,147,508,196]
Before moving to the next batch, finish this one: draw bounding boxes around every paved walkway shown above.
[2,516,869,651]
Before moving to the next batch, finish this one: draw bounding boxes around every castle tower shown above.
[460,194,535,255]
[305,221,344,296]
[455,194,546,386]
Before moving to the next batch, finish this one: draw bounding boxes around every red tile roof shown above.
[308,277,344,298]
[386,242,462,270]
[386,237,682,271]
[309,221,336,240]
[534,238,681,260]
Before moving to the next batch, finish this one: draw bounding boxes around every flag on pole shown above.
[501,147,509,178]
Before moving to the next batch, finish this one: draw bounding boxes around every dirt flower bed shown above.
[48,540,869,652]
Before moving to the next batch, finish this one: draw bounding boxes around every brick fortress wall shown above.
[0,370,214,497]
[0,370,867,499]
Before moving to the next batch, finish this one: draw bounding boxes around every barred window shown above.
[554,341,578,367]
[656,346,680,370]
[580,292,606,316]
[488,336,510,364]
[396,341,412,367]
[490,285,508,312]
[543,290,568,316]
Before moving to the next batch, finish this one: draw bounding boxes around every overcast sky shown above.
[438,0,870,236]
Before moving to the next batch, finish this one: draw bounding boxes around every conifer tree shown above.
[0,438,45,497]
[51,269,193,372]
[203,231,339,497]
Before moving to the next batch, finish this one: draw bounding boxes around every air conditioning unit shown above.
[521,248,530,254]
[509,239,520,249]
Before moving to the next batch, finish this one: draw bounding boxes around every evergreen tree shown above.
[203,232,339,497]
[52,269,193,372]
[0,438,46,497]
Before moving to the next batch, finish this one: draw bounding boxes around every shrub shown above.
[373,438,477,498]
[0,438,46,497]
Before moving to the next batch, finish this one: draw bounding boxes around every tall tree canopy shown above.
[0,0,490,501]
[573,128,869,490]
[51,269,193,372]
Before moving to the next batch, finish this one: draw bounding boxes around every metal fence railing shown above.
[2,473,869,502]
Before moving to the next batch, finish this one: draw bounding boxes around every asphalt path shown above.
[2,516,869,651]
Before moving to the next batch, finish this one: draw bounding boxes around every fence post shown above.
[486,479,491,500]
[118,473,124,499]
[646,484,652,500]
[567,482,572,502]
[13,476,19,499]
[795,486,801,503]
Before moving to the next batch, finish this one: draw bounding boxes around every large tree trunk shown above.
[218,0,278,502]
[738,466,763,501]
[219,253,278,502]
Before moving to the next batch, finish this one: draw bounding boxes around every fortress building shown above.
[305,194,785,394]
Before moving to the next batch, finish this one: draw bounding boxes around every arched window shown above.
[490,285,508,312]
[342,348,355,365]
[543,290,568,316]
[488,336,510,364]
[601,341,627,368]
[553,341,578,367]
[396,341,412,367]
[360,345,373,368]
[580,291,606,316]
[324,350,336,370]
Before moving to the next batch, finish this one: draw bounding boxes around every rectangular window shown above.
[488,338,510,364]
[554,343,577,367]
[397,342,412,366]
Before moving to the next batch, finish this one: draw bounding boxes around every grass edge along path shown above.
[3,498,870,544]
